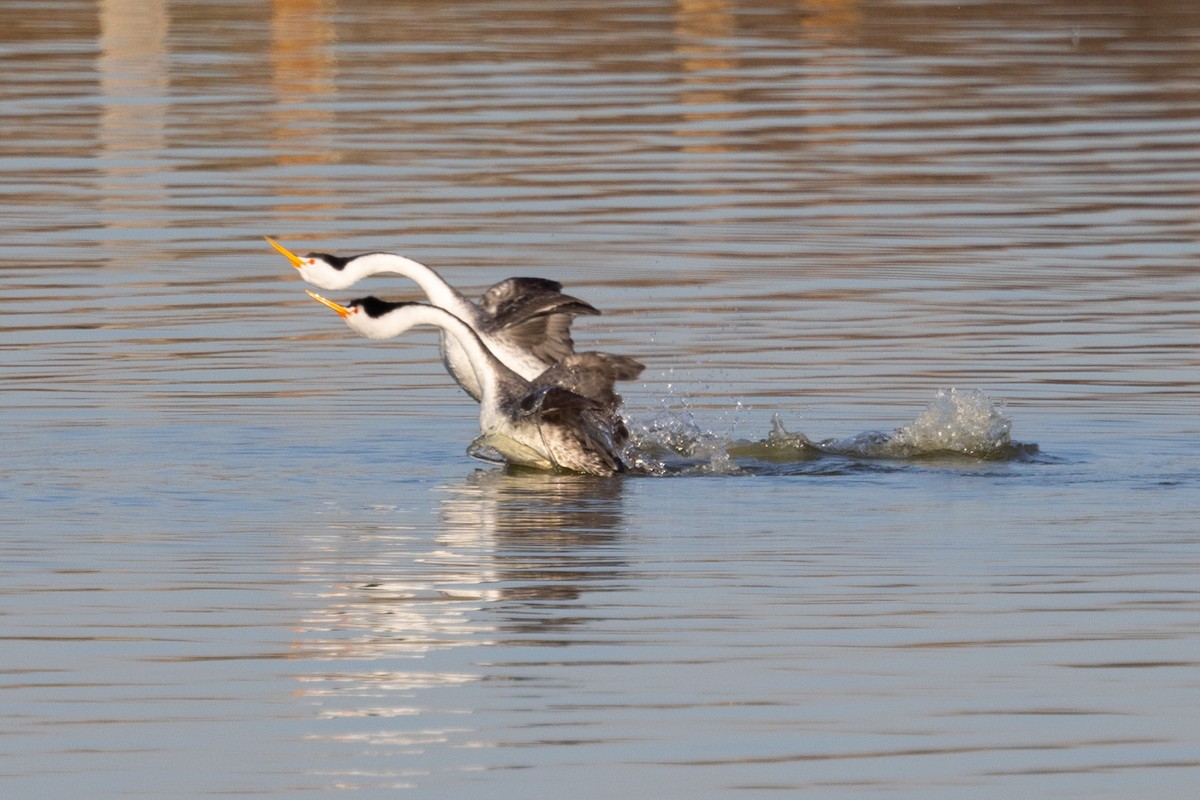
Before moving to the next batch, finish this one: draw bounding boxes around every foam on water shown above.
[883,388,1017,457]
[622,392,743,475]
[782,387,1032,461]
[626,388,1037,475]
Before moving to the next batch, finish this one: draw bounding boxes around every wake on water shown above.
[622,388,1040,476]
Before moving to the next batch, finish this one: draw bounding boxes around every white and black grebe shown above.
[268,237,602,401]
[306,291,636,476]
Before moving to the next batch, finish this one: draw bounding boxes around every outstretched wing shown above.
[479,277,601,366]
[533,352,644,408]
[479,277,568,312]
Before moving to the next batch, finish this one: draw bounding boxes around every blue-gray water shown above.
[2,0,1198,797]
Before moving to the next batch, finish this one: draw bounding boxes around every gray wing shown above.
[479,277,570,314]
[517,385,602,417]
[519,386,630,475]
[533,352,644,408]
[479,278,601,366]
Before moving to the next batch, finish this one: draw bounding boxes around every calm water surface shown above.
[2,0,1198,797]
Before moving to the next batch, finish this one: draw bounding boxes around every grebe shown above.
[268,237,600,401]
[306,291,633,476]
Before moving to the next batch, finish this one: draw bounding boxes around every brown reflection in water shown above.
[673,0,738,155]
[97,0,168,244]
[271,0,338,100]
[797,0,863,45]
[269,0,342,222]
[797,0,865,148]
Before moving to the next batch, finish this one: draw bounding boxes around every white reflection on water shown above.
[294,471,628,660]
[292,471,632,779]
[279,457,1199,794]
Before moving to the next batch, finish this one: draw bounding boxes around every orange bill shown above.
[306,290,352,318]
[265,236,306,269]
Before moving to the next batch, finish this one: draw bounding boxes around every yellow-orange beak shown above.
[265,236,306,270]
[306,290,352,319]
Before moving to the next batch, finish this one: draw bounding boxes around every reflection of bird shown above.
[307,292,635,476]
[268,237,602,401]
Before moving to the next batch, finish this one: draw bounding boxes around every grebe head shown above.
[267,236,357,290]
[306,291,418,340]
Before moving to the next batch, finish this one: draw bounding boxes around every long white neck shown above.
[344,254,479,322]
[353,304,517,404]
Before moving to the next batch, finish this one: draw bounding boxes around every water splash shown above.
[886,388,1017,457]
[472,389,1036,476]
[623,390,743,475]
[756,388,1035,463]
[628,388,1037,474]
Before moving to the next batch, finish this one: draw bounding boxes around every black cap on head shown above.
[305,252,354,270]
[350,297,415,318]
